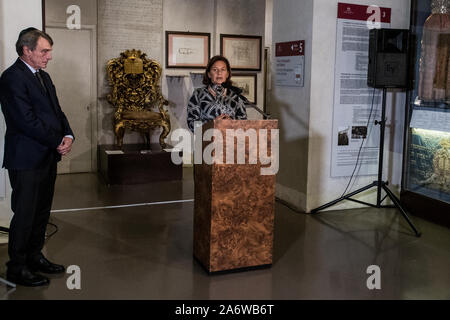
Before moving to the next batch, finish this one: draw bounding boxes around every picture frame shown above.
[42,0,46,31]
[166,31,210,68]
[231,73,257,104]
[220,34,262,71]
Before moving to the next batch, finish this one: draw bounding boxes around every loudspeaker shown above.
[367,28,409,88]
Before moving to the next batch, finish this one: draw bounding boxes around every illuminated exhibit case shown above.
[401,0,450,227]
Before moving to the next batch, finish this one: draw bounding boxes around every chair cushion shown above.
[122,110,162,120]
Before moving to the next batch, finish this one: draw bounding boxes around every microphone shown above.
[211,84,225,96]
[223,83,271,119]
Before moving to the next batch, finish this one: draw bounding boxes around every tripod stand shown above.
[0,226,15,288]
[311,88,421,237]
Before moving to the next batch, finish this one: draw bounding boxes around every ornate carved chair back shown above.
[106,49,170,148]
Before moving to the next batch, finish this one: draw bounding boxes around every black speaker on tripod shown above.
[367,28,409,89]
[311,28,421,237]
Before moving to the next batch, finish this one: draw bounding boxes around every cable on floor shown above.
[340,87,378,198]
[45,221,59,240]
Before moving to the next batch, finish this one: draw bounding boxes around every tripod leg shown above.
[311,182,377,213]
[382,184,421,237]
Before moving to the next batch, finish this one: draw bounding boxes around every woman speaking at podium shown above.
[187,55,247,132]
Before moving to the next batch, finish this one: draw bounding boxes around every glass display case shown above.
[401,0,450,227]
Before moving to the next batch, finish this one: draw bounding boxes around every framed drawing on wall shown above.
[42,0,47,31]
[231,73,257,104]
[220,34,262,71]
[166,31,210,69]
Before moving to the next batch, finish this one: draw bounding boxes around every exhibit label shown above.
[275,40,305,87]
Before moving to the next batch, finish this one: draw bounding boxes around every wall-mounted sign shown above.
[275,40,305,87]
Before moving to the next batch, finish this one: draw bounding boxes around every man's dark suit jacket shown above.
[0,58,74,170]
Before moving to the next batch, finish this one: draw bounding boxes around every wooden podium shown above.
[193,119,278,273]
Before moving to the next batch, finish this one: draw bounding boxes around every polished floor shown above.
[1,168,449,300]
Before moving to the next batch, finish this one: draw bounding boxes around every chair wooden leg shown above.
[159,124,170,149]
[115,123,125,147]
[144,131,151,149]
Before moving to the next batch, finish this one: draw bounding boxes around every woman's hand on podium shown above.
[215,114,232,121]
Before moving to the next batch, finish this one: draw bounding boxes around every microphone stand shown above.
[227,85,271,119]
[244,101,271,120]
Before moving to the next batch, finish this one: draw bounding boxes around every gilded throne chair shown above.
[106,49,170,148]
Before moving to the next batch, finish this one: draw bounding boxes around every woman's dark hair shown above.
[16,28,53,56]
[202,55,232,86]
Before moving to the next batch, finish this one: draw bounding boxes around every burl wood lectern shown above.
[193,119,278,273]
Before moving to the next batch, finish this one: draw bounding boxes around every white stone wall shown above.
[270,0,314,211]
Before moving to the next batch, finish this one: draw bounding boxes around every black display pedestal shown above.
[98,144,182,185]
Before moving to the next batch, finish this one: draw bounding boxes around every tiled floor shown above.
[1,168,449,299]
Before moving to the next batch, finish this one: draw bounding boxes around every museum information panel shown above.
[331,3,391,177]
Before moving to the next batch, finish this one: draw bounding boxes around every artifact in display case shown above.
[407,128,450,203]
[417,0,450,103]
[402,0,450,228]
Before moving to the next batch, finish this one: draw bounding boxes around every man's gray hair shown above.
[16,28,53,56]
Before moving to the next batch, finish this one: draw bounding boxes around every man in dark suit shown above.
[0,28,74,286]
